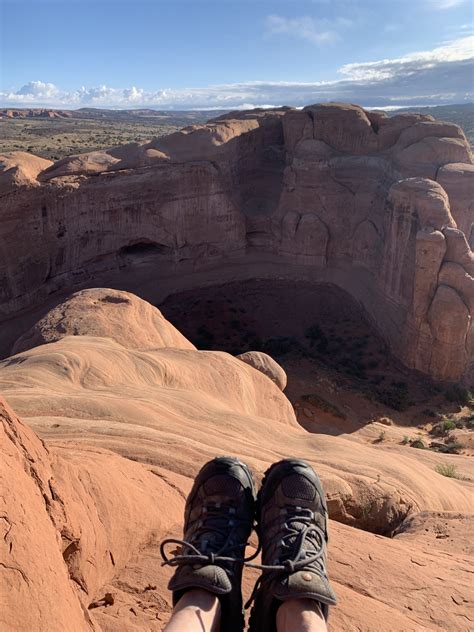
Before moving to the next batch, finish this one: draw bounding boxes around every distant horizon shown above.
[2,101,473,113]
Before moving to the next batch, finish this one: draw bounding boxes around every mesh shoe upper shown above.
[248,459,337,631]
[161,456,256,632]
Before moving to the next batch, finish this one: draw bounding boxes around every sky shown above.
[0,0,473,110]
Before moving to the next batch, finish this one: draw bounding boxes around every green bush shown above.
[432,419,456,436]
[410,438,426,449]
[445,385,473,406]
[435,464,461,479]
[263,336,296,357]
[376,387,409,411]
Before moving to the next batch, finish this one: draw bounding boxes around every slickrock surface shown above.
[12,288,195,354]
[1,291,473,631]
[236,350,288,391]
[0,151,53,195]
[0,103,472,381]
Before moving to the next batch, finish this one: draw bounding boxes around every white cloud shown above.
[339,35,474,81]
[1,36,473,110]
[14,80,59,99]
[265,14,346,46]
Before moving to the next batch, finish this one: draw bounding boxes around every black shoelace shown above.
[244,506,327,609]
[160,501,258,569]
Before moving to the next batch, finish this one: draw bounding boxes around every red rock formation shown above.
[1,294,473,631]
[0,103,472,380]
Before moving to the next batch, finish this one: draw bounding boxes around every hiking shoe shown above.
[248,459,337,631]
[160,456,256,632]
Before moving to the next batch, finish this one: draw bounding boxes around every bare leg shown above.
[164,589,221,632]
[277,599,328,632]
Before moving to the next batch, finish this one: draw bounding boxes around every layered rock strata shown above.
[0,103,472,380]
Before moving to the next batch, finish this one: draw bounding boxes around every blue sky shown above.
[1,0,473,109]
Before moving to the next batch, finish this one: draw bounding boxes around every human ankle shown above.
[276,598,327,632]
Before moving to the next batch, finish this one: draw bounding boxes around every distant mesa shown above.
[0,108,73,119]
[0,101,472,381]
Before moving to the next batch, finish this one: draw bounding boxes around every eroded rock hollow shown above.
[1,103,473,381]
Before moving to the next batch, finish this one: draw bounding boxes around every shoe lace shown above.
[160,501,258,569]
[244,505,326,609]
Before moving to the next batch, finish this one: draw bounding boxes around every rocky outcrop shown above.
[0,103,472,381]
[236,350,287,391]
[0,396,183,631]
[12,288,195,354]
[0,151,53,195]
[437,163,474,241]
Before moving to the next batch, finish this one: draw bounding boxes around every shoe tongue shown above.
[283,519,306,549]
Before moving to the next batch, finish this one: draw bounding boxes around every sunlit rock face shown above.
[0,103,472,381]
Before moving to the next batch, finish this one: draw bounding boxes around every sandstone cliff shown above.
[0,103,472,380]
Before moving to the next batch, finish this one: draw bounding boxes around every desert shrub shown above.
[443,440,464,454]
[305,324,325,341]
[370,375,384,386]
[376,430,386,442]
[305,325,329,352]
[248,336,263,351]
[392,380,408,390]
[410,438,426,449]
[445,385,473,406]
[263,336,296,357]
[301,393,346,419]
[197,324,213,340]
[401,435,410,445]
[195,325,215,349]
[431,419,456,436]
[376,386,409,411]
[348,363,367,379]
[435,464,461,479]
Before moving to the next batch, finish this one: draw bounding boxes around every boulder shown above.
[12,288,195,354]
[438,162,474,239]
[236,350,287,391]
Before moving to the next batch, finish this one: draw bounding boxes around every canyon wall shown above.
[0,103,472,381]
